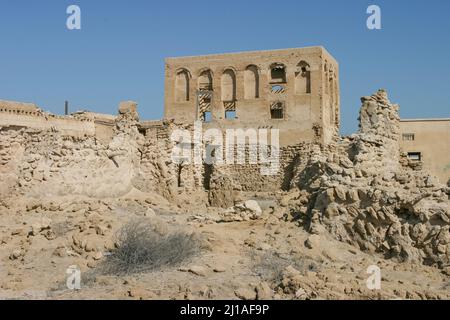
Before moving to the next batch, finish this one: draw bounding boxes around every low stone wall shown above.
[0,110,96,137]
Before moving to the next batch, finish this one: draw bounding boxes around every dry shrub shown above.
[97,218,200,275]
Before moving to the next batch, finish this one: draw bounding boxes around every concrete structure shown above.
[400,118,450,184]
[164,47,340,146]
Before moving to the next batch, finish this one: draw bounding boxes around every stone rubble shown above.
[288,90,450,267]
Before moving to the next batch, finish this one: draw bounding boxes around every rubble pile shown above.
[289,90,450,267]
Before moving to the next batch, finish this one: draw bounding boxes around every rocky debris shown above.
[255,282,273,300]
[219,200,263,222]
[188,265,208,277]
[305,235,320,249]
[9,249,24,260]
[289,90,450,268]
[29,218,52,236]
[234,287,257,300]
[278,266,315,299]
[213,266,226,273]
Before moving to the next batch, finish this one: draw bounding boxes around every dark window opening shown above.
[270,102,284,119]
[402,133,415,141]
[407,152,421,161]
[203,97,211,104]
[203,164,213,190]
[270,64,286,84]
[177,164,183,188]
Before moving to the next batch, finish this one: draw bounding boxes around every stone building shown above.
[164,47,340,146]
[2,47,449,187]
[399,118,450,184]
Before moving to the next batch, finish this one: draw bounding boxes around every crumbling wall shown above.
[0,101,150,202]
[289,90,450,267]
[207,143,312,207]
[134,120,206,202]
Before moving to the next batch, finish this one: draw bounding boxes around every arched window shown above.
[221,69,236,102]
[295,61,311,94]
[244,65,259,99]
[175,69,190,102]
[270,63,286,84]
[198,70,213,91]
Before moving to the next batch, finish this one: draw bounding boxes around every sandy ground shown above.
[0,192,449,300]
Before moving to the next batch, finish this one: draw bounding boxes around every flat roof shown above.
[165,46,338,65]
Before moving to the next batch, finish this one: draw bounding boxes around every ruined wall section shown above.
[208,143,312,207]
[289,90,450,268]
[0,102,150,204]
[137,120,206,201]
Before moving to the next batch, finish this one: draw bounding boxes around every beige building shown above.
[400,118,450,184]
[164,47,340,146]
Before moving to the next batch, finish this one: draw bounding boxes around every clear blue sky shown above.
[1,0,449,134]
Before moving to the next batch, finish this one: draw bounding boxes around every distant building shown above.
[399,118,450,184]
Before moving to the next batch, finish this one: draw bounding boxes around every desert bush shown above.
[97,218,200,275]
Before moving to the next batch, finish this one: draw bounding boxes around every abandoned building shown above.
[0,47,449,186]
[164,47,340,146]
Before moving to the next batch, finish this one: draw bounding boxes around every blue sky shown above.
[0,0,449,134]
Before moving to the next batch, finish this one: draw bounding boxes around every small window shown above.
[402,133,415,141]
[407,152,421,161]
[225,110,236,119]
[270,102,284,119]
[203,111,212,122]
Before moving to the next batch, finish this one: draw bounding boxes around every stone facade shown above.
[164,47,340,146]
